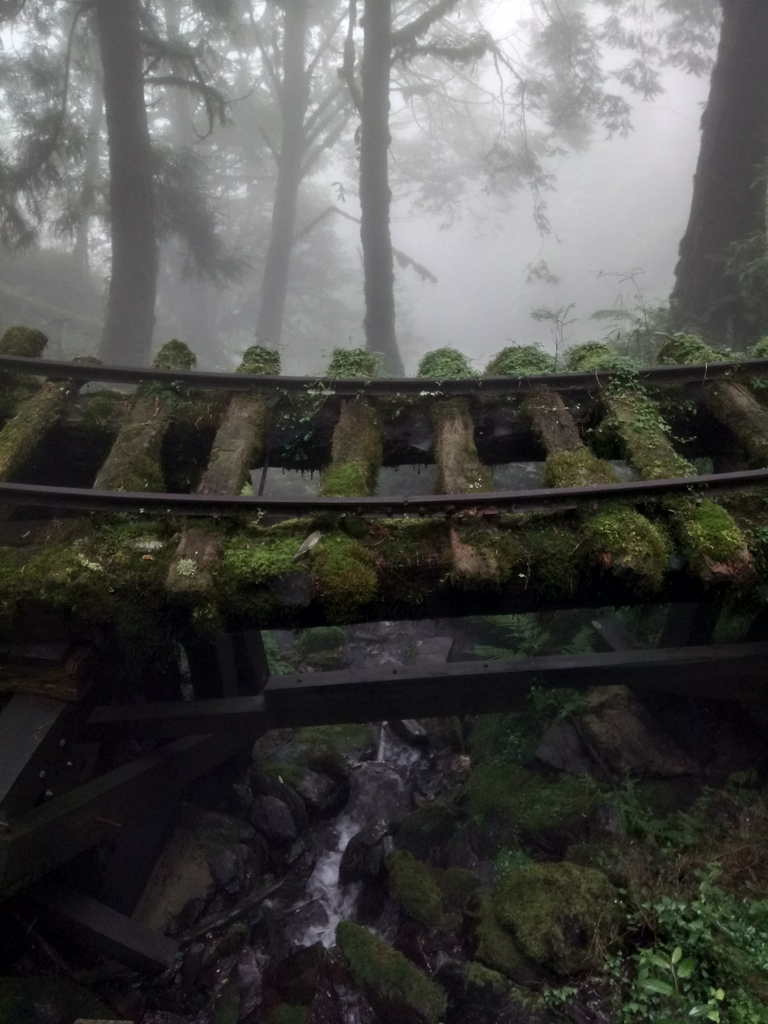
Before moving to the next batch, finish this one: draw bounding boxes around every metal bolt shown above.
[38,770,46,779]
[66,760,74,769]
[59,738,67,748]
[44,789,53,799]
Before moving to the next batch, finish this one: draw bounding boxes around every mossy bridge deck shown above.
[3,330,768,961]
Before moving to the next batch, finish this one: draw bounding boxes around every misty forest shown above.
[8,3,768,1024]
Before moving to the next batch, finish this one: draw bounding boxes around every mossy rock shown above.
[153,338,197,370]
[320,461,375,497]
[239,344,280,375]
[336,920,447,1024]
[466,888,533,979]
[395,803,462,863]
[295,626,347,657]
[436,959,552,1024]
[485,346,555,376]
[678,497,749,566]
[419,347,474,379]
[386,850,480,931]
[0,977,112,1024]
[493,861,623,976]
[327,347,382,378]
[462,764,595,853]
[0,325,48,358]
[311,533,378,618]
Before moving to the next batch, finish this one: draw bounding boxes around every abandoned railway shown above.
[3,328,768,969]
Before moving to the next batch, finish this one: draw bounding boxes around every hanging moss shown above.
[485,345,555,376]
[418,347,474,379]
[154,338,197,371]
[542,448,619,488]
[326,347,382,378]
[238,345,281,376]
[493,861,623,976]
[336,921,447,1024]
[0,325,48,358]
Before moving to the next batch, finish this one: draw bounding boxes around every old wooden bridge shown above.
[2,328,768,968]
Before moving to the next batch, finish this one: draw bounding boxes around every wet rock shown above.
[589,802,626,841]
[265,942,326,1005]
[339,821,391,885]
[251,796,299,844]
[250,774,309,832]
[236,946,262,1020]
[306,966,344,1024]
[283,898,331,946]
[395,804,461,866]
[390,719,430,747]
[140,1014,193,1024]
[294,767,346,815]
[206,848,239,894]
[232,781,253,813]
[535,686,697,780]
[345,762,410,828]
[437,960,555,1024]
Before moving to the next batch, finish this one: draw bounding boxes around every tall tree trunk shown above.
[360,0,404,375]
[255,0,310,349]
[73,70,103,274]
[97,0,158,367]
[672,0,768,343]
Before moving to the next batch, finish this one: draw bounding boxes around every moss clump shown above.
[295,626,347,656]
[467,888,532,977]
[518,520,585,594]
[0,380,75,480]
[584,505,671,588]
[311,533,378,617]
[220,533,301,587]
[0,325,48,358]
[418,347,474,379]
[485,345,555,376]
[0,976,112,1024]
[463,764,595,850]
[567,342,627,372]
[387,849,453,930]
[327,347,382,378]
[154,338,197,370]
[320,461,374,497]
[493,861,623,976]
[658,333,718,365]
[238,345,280,375]
[752,337,768,359]
[320,398,383,498]
[336,921,447,1024]
[542,448,619,488]
[678,498,749,566]
[81,390,127,433]
[395,803,461,862]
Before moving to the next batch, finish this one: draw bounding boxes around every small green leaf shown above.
[671,947,683,965]
[706,1012,720,1023]
[676,959,695,979]
[646,953,672,972]
[713,990,724,1001]
[639,978,675,996]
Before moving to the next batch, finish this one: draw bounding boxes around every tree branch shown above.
[391,0,462,51]
[340,0,362,113]
[306,6,348,81]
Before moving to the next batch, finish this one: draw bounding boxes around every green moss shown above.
[567,342,627,372]
[387,849,454,930]
[239,345,280,375]
[658,333,718,365]
[336,921,447,1024]
[262,1006,309,1024]
[154,338,197,370]
[395,803,461,861]
[603,388,695,481]
[106,450,165,492]
[542,448,619,488]
[436,866,482,918]
[326,347,382,378]
[320,397,383,498]
[519,520,585,594]
[80,390,127,433]
[311,533,378,617]
[468,888,532,977]
[678,498,749,566]
[295,626,347,656]
[220,533,301,586]
[0,380,74,480]
[463,764,595,847]
[753,337,768,359]
[584,505,671,588]
[0,325,48,357]
[493,861,623,976]
[485,345,555,376]
[418,347,474,379]
[320,461,373,497]
[430,397,493,494]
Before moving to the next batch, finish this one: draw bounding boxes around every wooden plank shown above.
[242,631,271,695]
[264,643,768,725]
[0,695,78,823]
[30,885,178,972]
[88,695,271,738]
[0,645,94,702]
[0,733,246,902]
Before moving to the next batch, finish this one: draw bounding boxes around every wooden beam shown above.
[591,618,642,653]
[264,643,768,725]
[0,733,246,902]
[88,695,271,738]
[30,885,178,972]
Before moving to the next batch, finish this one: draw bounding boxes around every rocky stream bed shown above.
[3,616,768,1024]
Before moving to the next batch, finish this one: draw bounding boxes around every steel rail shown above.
[1,354,768,395]
[2,467,767,517]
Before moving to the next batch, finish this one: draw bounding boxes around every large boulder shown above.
[436,961,556,1024]
[345,762,410,828]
